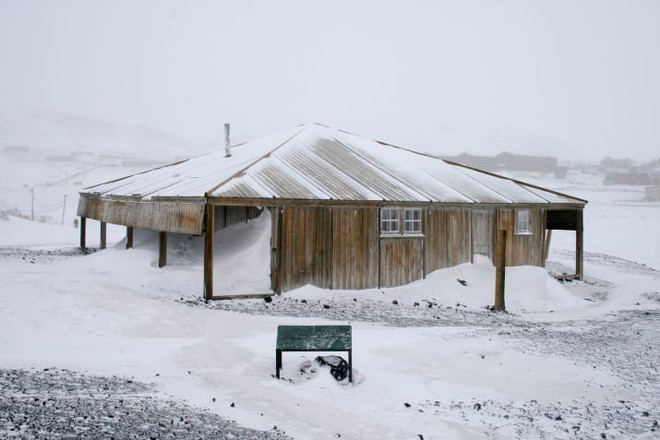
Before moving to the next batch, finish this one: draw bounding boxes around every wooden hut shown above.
[77,123,587,299]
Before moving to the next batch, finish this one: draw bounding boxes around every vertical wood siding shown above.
[331,208,379,290]
[379,238,424,287]
[77,196,204,235]
[472,210,495,261]
[277,206,333,291]
[273,205,547,293]
[213,206,262,230]
[424,207,472,274]
[496,208,545,266]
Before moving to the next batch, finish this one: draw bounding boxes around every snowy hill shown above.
[0,108,208,224]
[0,107,202,160]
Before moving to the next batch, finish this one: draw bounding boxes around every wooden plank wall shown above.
[472,210,495,261]
[277,206,333,291]
[379,238,424,288]
[425,207,472,274]
[496,208,545,266]
[77,196,204,235]
[276,207,378,292]
[331,208,379,290]
[274,205,546,293]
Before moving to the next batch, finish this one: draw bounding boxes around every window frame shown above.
[515,209,532,235]
[380,207,424,236]
[403,208,422,235]
[380,208,400,235]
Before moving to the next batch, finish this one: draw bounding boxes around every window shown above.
[404,209,422,234]
[381,208,400,234]
[516,209,532,234]
[381,208,423,235]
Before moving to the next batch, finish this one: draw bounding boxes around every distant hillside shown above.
[0,107,203,161]
[405,122,585,163]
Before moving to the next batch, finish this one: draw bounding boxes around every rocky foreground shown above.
[0,368,291,439]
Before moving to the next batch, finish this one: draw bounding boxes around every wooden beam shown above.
[543,229,553,262]
[80,216,86,250]
[576,209,584,280]
[100,221,107,250]
[469,209,474,264]
[494,229,507,311]
[208,196,585,210]
[158,231,167,268]
[126,226,133,249]
[204,204,214,300]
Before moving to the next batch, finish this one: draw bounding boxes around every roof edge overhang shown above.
[77,193,205,235]
[442,159,589,205]
[206,195,585,210]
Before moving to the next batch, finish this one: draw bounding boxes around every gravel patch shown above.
[0,368,291,439]
[0,246,95,264]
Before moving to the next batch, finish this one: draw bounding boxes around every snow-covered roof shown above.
[83,123,586,206]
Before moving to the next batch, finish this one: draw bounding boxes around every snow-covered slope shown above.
[0,107,202,159]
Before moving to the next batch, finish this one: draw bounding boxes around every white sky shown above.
[1,0,659,160]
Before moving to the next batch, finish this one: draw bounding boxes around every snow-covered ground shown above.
[1,175,659,439]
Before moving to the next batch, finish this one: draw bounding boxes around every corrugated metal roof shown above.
[82,123,586,206]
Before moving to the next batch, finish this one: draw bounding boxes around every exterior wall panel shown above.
[497,208,545,266]
[331,208,379,290]
[379,238,424,288]
[77,196,204,235]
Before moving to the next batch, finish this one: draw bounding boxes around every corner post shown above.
[494,229,507,311]
[204,204,215,300]
[158,231,167,267]
[80,217,86,250]
[126,226,133,249]
[100,221,107,250]
[576,209,584,280]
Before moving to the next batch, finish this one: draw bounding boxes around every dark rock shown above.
[404,402,411,408]
[264,296,273,303]
[392,300,398,305]
[323,304,331,309]
[457,279,468,286]
[473,403,481,411]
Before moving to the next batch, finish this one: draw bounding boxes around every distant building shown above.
[443,152,558,174]
[495,152,557,173]
[604,172,651,186]
[645,186,660,202]
[601,157,633,171]
[443,153,497,171]
[2,145,30,158]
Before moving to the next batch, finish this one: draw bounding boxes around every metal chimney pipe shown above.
[224,123,231,157]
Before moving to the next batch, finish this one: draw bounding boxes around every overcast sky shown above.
[1,0,659,161]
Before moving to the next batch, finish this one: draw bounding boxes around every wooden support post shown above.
[126,226,133,249]
[543,229,553,262]
[204,204,214,300]
[576,209,584,280]
[158,231,167,268]
[494,229,507,311]
[80,216,86,250]
[100,221,107,250]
